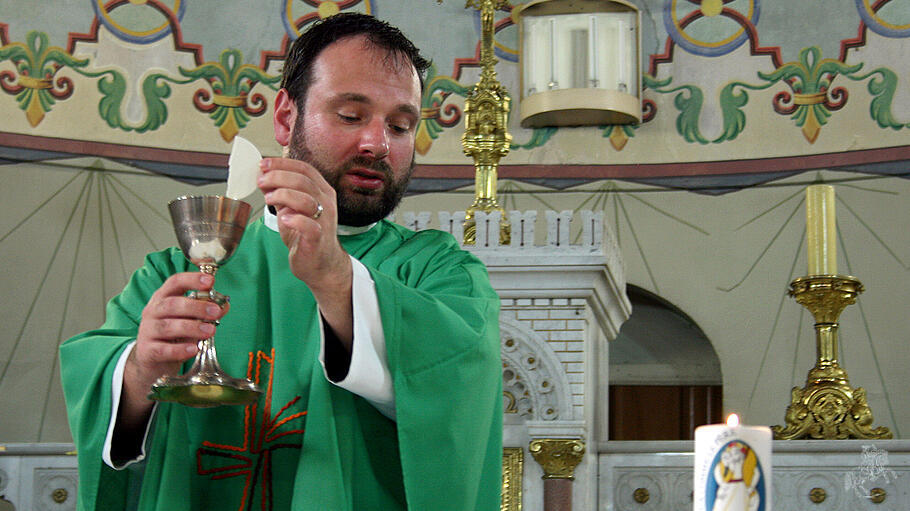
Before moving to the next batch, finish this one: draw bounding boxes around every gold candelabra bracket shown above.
[528,438,585,480]
[772,275,892,440]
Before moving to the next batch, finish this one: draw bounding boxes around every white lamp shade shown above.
[518,0,641,127]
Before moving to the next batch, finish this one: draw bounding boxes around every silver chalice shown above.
[148,195,261,407]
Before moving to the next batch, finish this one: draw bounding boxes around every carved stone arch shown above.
[500,315,574,421]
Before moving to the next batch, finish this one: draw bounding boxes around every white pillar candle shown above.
[694,414,772,511]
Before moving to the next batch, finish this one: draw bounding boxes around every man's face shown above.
[287,35,422,226]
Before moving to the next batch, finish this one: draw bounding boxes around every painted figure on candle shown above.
[706,441,766,511]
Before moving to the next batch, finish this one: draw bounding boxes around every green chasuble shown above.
[60,219,503,511]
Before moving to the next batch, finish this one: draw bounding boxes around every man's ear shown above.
[273,88,297,147]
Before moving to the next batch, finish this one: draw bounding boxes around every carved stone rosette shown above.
[772,275,892,440]
[529,438,585,480]
[461,0,512,245]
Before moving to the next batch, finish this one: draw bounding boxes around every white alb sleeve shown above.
[318,256,395,420]
[103,341,157,469]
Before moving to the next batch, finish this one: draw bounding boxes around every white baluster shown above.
[509,210,537,248]
[580,210,603,248]
[438,211,465,243]
[545,210,573,247]
[402,211,431,231]
[474,210,502,248]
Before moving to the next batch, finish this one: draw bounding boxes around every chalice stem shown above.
[187,269,228,377]
[191,337,223,375]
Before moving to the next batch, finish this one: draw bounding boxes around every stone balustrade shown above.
[393,209,613,252]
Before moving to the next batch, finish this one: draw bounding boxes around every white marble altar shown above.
[600,440,910,510]
[0,444,77,511]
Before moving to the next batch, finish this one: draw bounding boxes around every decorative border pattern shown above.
[501,447,523,511]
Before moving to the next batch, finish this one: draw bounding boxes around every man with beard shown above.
[60,13,502,511]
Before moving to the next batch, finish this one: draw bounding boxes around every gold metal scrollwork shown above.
[809,487,826,503]
[503,391,518,413]
[501,447,523,511]
[633,487,650,504]
[52,488,68,503]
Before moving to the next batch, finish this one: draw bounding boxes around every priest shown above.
[60,12,503,511]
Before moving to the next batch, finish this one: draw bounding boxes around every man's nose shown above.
[358,119,390,159]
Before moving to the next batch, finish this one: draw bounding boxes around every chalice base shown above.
[149,374,261,408]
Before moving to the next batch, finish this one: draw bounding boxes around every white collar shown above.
[262,206,376,235]
[337,223,376,235]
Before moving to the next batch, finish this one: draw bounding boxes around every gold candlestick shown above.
[772,275,891,440]
[461,0,512,245]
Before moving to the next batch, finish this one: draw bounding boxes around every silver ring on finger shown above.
[313,201,324,220]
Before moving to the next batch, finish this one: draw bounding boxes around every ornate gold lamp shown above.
[772,185,891,440]
[461,0,512,245]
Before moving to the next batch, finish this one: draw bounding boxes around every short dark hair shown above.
[280,13,431,109]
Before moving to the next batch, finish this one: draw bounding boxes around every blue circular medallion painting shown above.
[704,440,767,511]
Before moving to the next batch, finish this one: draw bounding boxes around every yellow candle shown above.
[806,185,837,275]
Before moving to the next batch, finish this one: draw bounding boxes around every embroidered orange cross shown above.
[196,348,307,511]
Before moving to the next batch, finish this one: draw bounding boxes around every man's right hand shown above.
[120,272,227,427]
